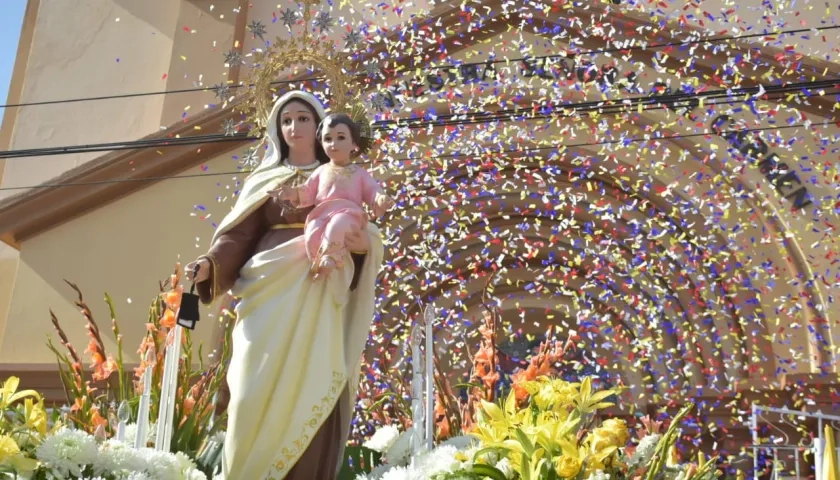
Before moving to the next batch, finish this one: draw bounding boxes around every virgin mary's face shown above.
[278,100,317,150]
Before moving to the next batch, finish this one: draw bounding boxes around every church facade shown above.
[0,0,838,466]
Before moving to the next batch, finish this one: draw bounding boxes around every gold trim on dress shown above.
[270,223,306,230]
[270,371,346,478]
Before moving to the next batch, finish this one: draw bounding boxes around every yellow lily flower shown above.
[0,377,40,410]
[574,377,617,414]
[23,397,49,438]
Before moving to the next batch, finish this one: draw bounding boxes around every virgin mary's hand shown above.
[268,185,296,203]
[185,258,211,283]
[345,229,370,253]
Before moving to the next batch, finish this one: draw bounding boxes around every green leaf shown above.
[481,400,506,422]
[580,377,592,401]
[472,446,509,463]
[521,451,532,480]
[453,382,484,390]
[515,427,536,456]
[471,464,509,480]
[586,389,614,405]
[504,389,518,417]
[195,437,225,478]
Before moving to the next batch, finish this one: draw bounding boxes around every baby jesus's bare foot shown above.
[311,256,337,282]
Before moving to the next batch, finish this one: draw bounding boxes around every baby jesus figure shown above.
[269,113,394,280]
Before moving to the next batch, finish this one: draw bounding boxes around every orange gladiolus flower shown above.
[93,355,118,381]
[434,393,450,439]
[182,396,196,417]
[71,396,86,412]
[164,286,183,312]
[90,407,108,430]
[161,309,176,328]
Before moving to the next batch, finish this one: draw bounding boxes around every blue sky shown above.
[1,2,27,103]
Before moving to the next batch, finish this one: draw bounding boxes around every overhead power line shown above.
[0,134,250,159]
[0,78,835,160]
[0,124,808,191]
[1,24,837,110]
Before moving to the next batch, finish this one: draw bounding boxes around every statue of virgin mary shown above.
[187,90,384,479]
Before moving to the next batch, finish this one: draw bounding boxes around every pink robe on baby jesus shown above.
[287,163,390,273]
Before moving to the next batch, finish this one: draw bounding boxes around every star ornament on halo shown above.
[314,11,334,33]
[364,62,380,78]
[223,50,242,67]
[212,83,231,100]
[248,20,267,41]
[242,147,261,169]
[279,7,299,29]
[343,29,362,49]
[222,119,239,136]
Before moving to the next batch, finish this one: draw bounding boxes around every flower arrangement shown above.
[0,376,209,479]
[358,301,577,446]
[0,376,55,476]
[356,376,719,480]
[43,264,234,476]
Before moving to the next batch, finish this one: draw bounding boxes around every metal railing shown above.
[751,405,840,480]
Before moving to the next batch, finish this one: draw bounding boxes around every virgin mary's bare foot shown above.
[312,256,336,281]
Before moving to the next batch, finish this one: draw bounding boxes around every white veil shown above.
[211,91,328,244]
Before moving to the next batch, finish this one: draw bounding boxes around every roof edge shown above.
[0,104,251,248]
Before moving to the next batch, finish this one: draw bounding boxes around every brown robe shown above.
[196,182,365,480]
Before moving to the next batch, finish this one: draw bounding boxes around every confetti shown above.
[183,0,840,470]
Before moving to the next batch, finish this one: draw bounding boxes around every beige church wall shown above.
[159,0,238,127]
[0,0,181,200]
[0,144,251,364]
[0,245,19,344]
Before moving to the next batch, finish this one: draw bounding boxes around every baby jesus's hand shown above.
[268,185,299,204]
[373,193,395,218]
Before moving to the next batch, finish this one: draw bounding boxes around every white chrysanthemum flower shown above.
[174,451,196,471]
[495,458,515,479]
[139,449,183,480]
[586,469,611,480]
[94,439,146,477]
[440,435,477,450]
[123,423,138,445]
[383,429,414,466]
[462,444,498,466]
[186,469,209,480]
[126,472,154,480]
[379,465,410,480]
[629,434,661,466]
[356,463,395,479]
[36,428,99,478]
[123,422,158,448]
[415,445,462,477]
[174,452,207,480]
[81,477,107,480]
[364,425,402,453]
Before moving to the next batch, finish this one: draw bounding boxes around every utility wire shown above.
[1,24,837,110]
[0,124,807,191]
[1,78,835,159]
[0,134,250,159]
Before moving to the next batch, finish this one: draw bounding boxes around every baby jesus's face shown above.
[320,123,357,166]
